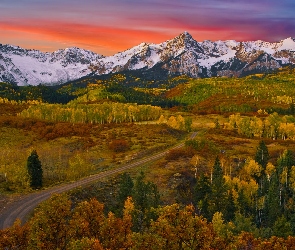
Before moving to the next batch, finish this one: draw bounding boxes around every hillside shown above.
[2,68,295,246]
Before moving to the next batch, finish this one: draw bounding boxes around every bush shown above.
[108,139,130,152]
[165,148,194,161]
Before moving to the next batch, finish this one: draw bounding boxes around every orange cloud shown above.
[0,17,277,56]
[0,20,174,55]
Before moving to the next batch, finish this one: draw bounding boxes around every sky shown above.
[0,0,295,56]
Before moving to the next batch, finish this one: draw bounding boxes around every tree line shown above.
[225,112,295,140]
[18,102,162,124]
[2,193,295,249]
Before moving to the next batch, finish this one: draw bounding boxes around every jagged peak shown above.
[164,31,200,51]
[50,47,103,59]
[173,31,195,42]
[54,47,93,53]
[180,31,193,39]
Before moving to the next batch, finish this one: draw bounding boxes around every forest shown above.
[2,66,295,249]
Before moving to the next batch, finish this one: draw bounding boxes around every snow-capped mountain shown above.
[0,45,103,86]
[1,32,295,86]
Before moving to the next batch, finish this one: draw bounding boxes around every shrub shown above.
[108,139,130,152]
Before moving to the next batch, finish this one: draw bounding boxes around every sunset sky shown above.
[1,0,295,56]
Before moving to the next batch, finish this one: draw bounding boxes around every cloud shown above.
[0,19,172,55]
[0,0,294,55]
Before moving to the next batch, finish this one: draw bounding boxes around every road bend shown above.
[0,132,197,229]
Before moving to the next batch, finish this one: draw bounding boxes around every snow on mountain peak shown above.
[1,33,295,86]
[279,37,295,51]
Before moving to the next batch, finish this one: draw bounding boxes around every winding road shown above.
[0,132,197,229]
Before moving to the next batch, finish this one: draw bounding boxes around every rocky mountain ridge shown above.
[1,32,295,86]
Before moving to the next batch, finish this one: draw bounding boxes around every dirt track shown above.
[0,132,196,229]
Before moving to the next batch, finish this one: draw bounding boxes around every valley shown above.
[2,64,295,248]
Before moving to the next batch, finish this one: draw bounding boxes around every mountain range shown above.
[1,32,295,86]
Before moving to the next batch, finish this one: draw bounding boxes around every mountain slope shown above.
[1,32,295,86]
[0,45,103,86]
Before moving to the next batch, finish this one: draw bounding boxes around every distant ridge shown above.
[1,32,295,86]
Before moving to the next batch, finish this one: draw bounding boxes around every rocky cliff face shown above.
[1,32,294,86]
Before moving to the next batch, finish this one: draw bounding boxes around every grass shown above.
[0,114,185,193]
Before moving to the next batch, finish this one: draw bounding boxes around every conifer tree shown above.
[255,140,269,196]
[209,157,227,219]
[116,173,134,216]
[224,190,236,222]
[131,172,160,232]
[132,172,160,212]
[212,156,224,188]
[194,173,211,218]
[27,150,43,189]
[265,173,281,227]
[255,141,269,170]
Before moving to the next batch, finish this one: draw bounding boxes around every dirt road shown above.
[0,132,197,229]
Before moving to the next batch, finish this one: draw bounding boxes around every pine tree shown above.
[116,173,134,216]
[277,150,294,216]
[132,172,160,212]
[255,140,269,170]
[194,173,211,218]
[212,156,224,187]
[131,172,160,232]
[209,157,227,219]
[265,173,281,227]
[27,150,43,189]
[255,140,269,196]
[224,190,236,222]
[273,215,293,238]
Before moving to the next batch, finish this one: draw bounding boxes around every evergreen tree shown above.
[212,157,223,186]
[132,172,160,212]
[132,171,160,232]
[255,140,269,196]
[118,173,134,202]
[277,150,294,216]
[264,173,281,227]
[237,189,252,218]
[255,141,269,170]
[27,150,43,189]
[224,190,236,222]
[194,173,211,218]
[277,150,294,175]
[209,157,227,219]
[273,215,293,238]
[115,173,134,216]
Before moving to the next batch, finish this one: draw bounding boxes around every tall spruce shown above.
[255,140,269,170]
[209,157,227,219]
[277,150,294,215]
[131,171,160,232]
[265,173,281,227]
[255,140,269,196]
[27,150,43,189]
[116,173,134,216]
[194,173,211,218]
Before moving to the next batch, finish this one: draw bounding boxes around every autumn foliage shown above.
[0,115,92,140]
[165,147,195,161]
[2,194,295,249]
[108,139,130,153]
